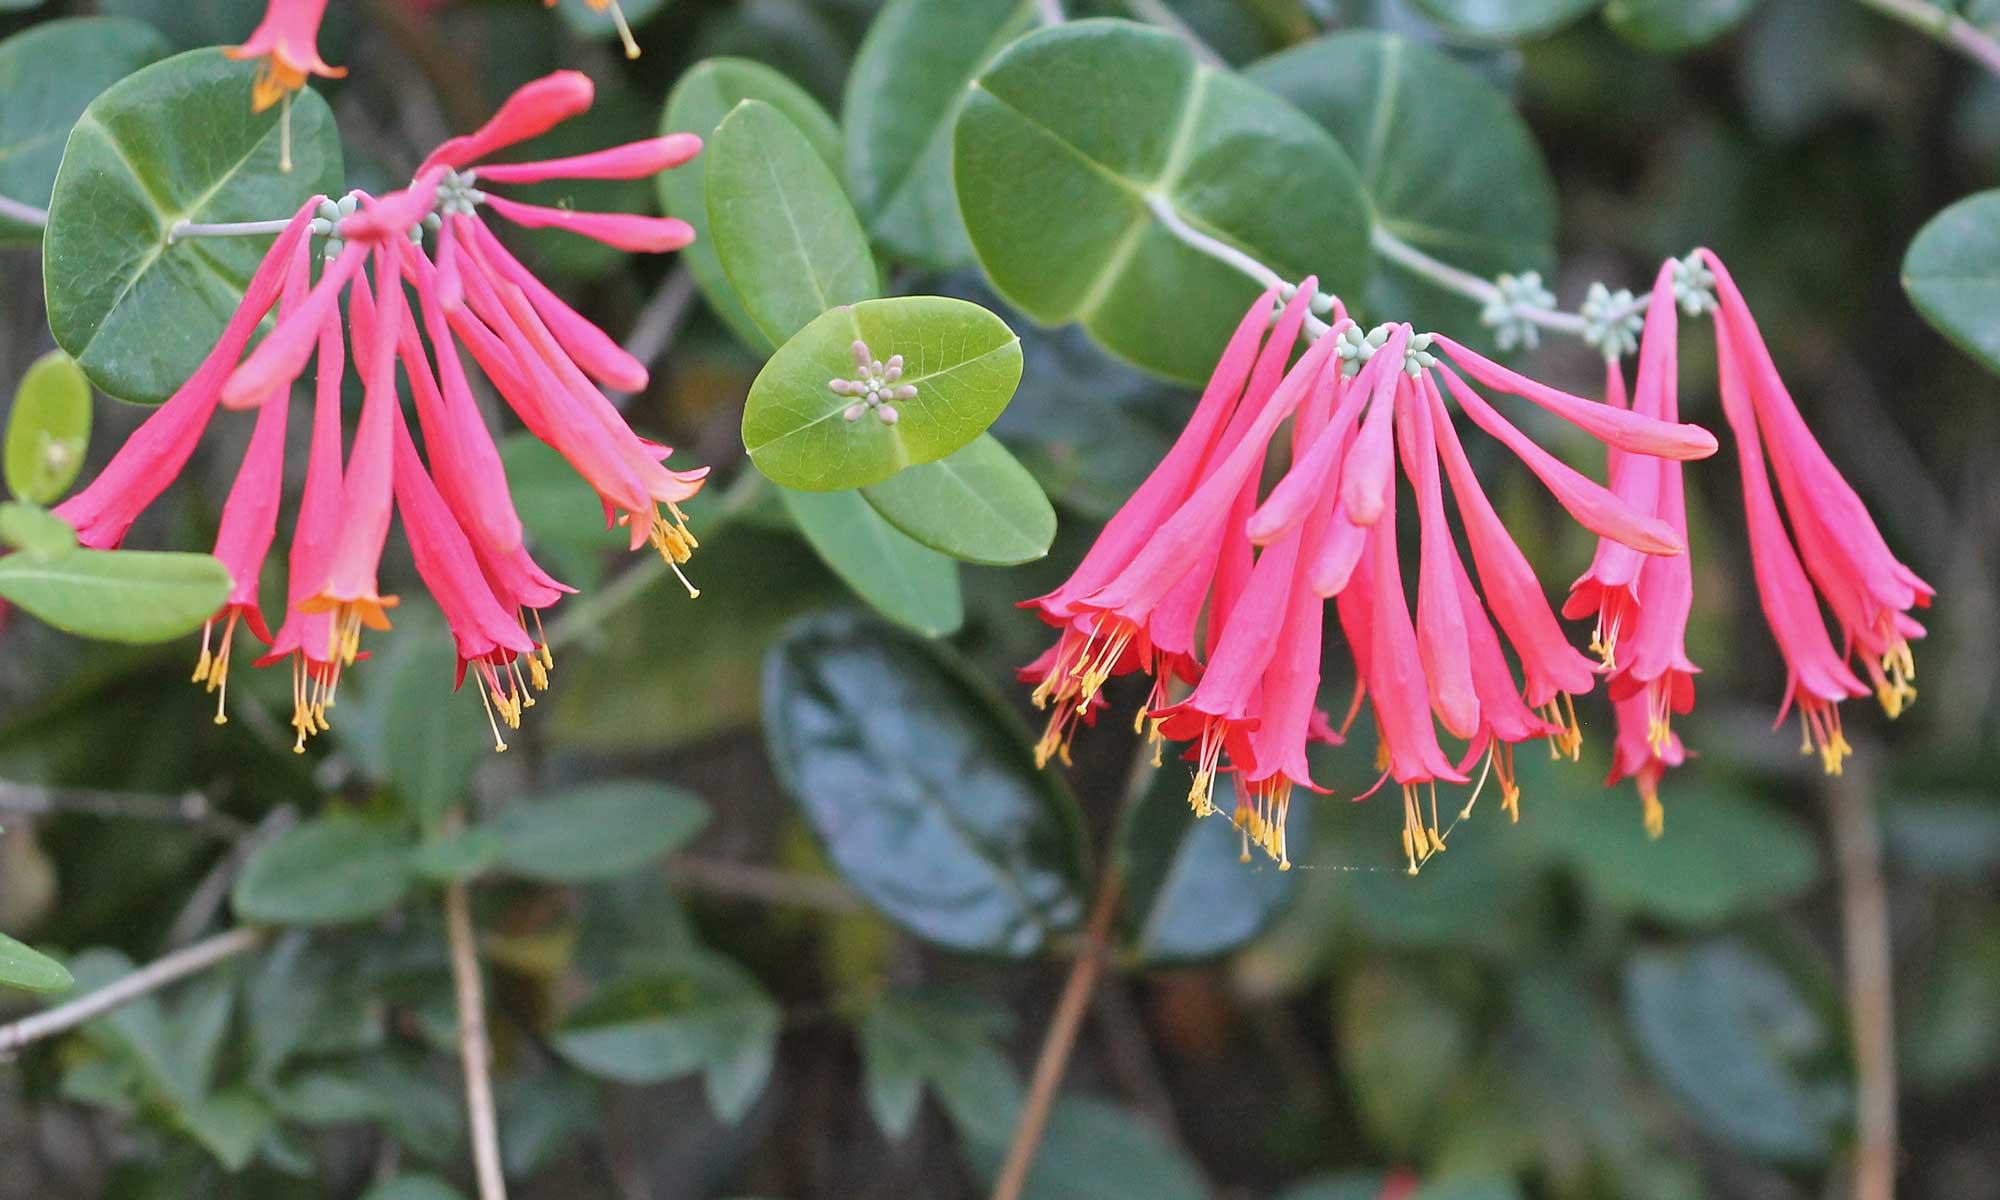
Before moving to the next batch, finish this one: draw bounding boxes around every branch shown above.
[1854,0,2000,77]
[0,196,47,230]
[666,858,863,914]
[1827,768,1899,1200]
[0,782,245,839]
[445,880,509,1200]
[0,927,265,1056]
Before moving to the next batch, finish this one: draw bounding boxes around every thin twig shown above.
[618,264,698,385]
[989,867,1122,1200]
[445,880,509,1200]
[0,196,48,230]
[1854,0,2000,77]
[1035,0,1065,25]
[168,806,300,948]
[1827,768,1899,1200]
[0,927,266,1056]
[667,858,863,914]
[0,782,244,839]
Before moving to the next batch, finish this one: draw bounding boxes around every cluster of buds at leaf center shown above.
[830,339,914,425]
[310,191,438,262]
[434,168,484,217]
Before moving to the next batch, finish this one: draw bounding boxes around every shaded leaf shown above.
[859,986,1021,1141]
[778,487,964,637]
[1117,770,1304,965]
[0,501,79,558]
[5,348,92,503]
[860,434,1055,565]
[1603,0,1762,50]
[0,930,72,992]
[964,1096,1207,1200]
[484,780,710,883]
[232,815,416,927]
[1409,0,1604,39]
[1904,188,2000,378]
[0,548,229,643]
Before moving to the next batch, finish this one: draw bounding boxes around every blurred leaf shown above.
[779,488,964,635]
[955,20,1372,383]
[497,89,658,282]
[707,99,879,347]
[1904,909,2000,1092]
[552,950,780,1122]
[1904,189,2000,378]
[1409,0,1603,39]
[844,0,1036,267]
[1246,32,1556,350]
[65,948,191,1105]
[964,1095,1207,1200]
[243,931,384,1085]
[0,17,168,242]
[1736,0,1870,140]
[270,1060,463,1159]
[662,57,843,351]
[859,434,1056,566]
[1603,0,1761,50]
[1336,962,1473,1153]
[1117,770,1304,965]
[0,549,230,643]
[481,780,710,883]
[1411,1180,1526,1200]
[0,501,79,557]
[410,829,505,884]
[5,348,92,503]
[177,1088,270,1172]
[381,630,490,828]
[360,1178,467,1200]
[555,0,669,42]
[0,930,71,992]
[859,986,1021,1141]
[1529,779,1820,924]
[164,967,234,1100]
[500,1069,601,1179]
[1272,1174,1397,1200]
[232,815,416,927]
[1883,798,2000,878]
[761,611,1088,956]
[744,296,1023,491]
[43,49,342,404]
[1624,940,1840,1163]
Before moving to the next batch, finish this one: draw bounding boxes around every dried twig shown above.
[445,880,509,1200]
[0,928,266,1056]
[1828,768,1899,1200]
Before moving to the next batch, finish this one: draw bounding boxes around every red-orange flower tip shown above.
[226,0,345,113]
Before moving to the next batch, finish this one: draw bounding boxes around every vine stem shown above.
[1144,195,1332,339]
[445,879,509,1200]
[0,927,266,1056]
[1034,0,1064,25]
[0,196,47,229]
[167,217,298,244]
[1827,769,1899,1200]
[1854,0,2000,78]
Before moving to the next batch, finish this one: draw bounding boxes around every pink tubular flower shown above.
[1702,250,1930,760]
[225,0,345,113]
[1608,688,1687,837]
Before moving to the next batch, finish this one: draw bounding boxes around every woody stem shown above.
[1853,0,2000,77]
[1368,225,1651,334]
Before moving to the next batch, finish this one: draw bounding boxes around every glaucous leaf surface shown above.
[663,57,845,351]
[1603,0,1762,50]
[1411,0,1605,39]
[859,433,1055,565]
[0,17,167,242]
[1904,188,2000,377]
[43,50,342,403]
[481,780,711,883]
[844,0,1036,267]
[954,20,1372,382]
[5,349,92,504]
[1247,32,1557,350]
[706,98,879,346]
[761,612,1088,956]
[778,488,964,636]
[744,296,1022,490]
[0,549,229,643]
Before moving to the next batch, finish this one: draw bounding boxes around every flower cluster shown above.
[55,71,707,753]
[1023,249,1927,872]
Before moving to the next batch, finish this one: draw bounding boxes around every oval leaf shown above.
[6,348,93,504]
[0,548,228,643]
[707,98,880,346]
[662,57,844,352]
[0,17,168,242]
[1409,0,1604,39]
[761,611,1088,956]
[1603,0,1762,50]
[779,487,964,637]
[859,434,1055,565]
[1116,770,1303,965]
[954,19,1372,383]
[745,295,1023,490]
[486,780,711,883]
[232,814,416,927]
[1904,189,2000,377]
[1247,33,1557,350]
[379,629,493,827]
[0,930,73,993]
[43,48,342,404]
[844,0,1036,267]
[0,501,79,557]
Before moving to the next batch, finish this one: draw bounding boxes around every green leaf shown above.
[745,296,1023,491]
[761,611,1088,956]
[232,814,417,927]
[964,1096,1208,1200]
[361,1177,468,1200]
[1247,33,1556,349]
[500,1069,601,1178]
[779,488,964,636]
[1409,0,1605,39]
[0,501,79,557]
[1603,0,1762,50]
[1272,1174,1396,1200]
[1116,770,1303,965]
[483,780,710,883]
[410,828,505,883]
[707,99,879,346]
[859,434,1055,565]
[552,951,780,1122]
[954,20,1372,383]
[859,987,1021,1142]
[43,48,342,404]
[0,930,72,992]
[0,17,169,242]
[844,0,1036,267]
[177,1088,270,1172]
[380,628,492,828]
[662,57,843,352]
[0,548,229,643]
[6,349,92,506]
[1905,189,2000,377]
[1335,963,1473,1153]
[1625,941,1841,1163]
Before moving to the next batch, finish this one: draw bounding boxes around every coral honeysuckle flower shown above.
[546,0,644,60]
[1608,687,1688,837]
[1702,250,1930,773]
[226,0,345,113]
